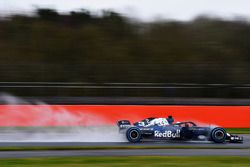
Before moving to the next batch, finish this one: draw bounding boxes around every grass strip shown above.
[1,156,250,167]
[226,128,250,134]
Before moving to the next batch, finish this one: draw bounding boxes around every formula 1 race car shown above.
[117,116,243,143]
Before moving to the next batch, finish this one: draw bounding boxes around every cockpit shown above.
[174,122,197,127]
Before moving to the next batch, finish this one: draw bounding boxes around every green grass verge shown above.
[0,146,248,151]
[226,128,250,134]
[0,156,250,167]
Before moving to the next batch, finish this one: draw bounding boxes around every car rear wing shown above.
[117,120,131,132]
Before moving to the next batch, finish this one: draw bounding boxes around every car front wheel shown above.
[126,127,142,143]
[210,127,227,143]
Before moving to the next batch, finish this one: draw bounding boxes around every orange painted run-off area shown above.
[0,105,249,128]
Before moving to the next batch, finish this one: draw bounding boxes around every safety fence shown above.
[2,82,250,98]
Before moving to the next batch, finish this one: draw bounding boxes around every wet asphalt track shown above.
[1,149,250,158]
[0,135,249,158]
[0,136,249,148]
[0,127,249,157]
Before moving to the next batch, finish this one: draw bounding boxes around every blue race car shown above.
[117,116,243,143]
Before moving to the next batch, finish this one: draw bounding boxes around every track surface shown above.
[1,149,250,158]
[0,138,249,148]
[0,126,249,158]
[0,135,249,158]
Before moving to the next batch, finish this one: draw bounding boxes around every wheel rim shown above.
[214,130,225,140]
[130,130,139,139]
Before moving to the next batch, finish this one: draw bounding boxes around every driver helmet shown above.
[167,115,174,124]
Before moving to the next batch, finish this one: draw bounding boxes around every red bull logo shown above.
[154,129,180,138]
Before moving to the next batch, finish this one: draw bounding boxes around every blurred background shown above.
[1,0,250,101]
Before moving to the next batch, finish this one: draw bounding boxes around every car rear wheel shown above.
[126,127,141,143]
[211,127,227,143]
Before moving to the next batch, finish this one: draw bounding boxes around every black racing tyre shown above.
[126,127,142,143]
[210,127,227,143]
